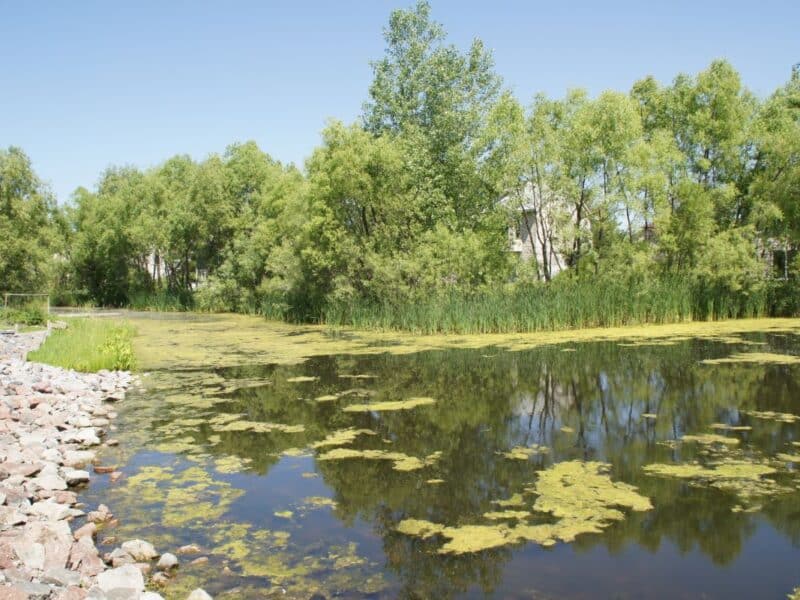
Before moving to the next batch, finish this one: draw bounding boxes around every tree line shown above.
[2,2,798,331]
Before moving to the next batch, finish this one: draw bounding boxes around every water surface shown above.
[80,317,800,599]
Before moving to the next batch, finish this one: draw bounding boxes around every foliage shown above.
[2,5,798,332]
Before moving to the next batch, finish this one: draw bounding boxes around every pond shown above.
[80,315,800,599]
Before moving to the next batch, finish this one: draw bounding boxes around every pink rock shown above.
[73,522,96,540]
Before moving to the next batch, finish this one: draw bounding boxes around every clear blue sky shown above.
[1,0,798,203]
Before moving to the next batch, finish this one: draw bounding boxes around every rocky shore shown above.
[0,330,211,600]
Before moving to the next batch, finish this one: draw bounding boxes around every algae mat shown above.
[130,312,800,370]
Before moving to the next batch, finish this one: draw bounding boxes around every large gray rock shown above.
[63,468,91,486]
[96,564,145,598]
[156,552,178,571]
[187,590,213,600]
[120,539,158,561]
[12,538,45,570]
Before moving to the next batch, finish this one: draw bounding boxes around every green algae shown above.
[744,410,800,423]
[492,493,526,508]
[701,352,800,365]
[426,478,445,484]
[483,510,531,520]
[214,455,253,474]
[274,510,294,519]
[643,457,788,504]
[776,453,800,463]
[397,461,651,554]
[641,413,657,419]
[560,426,574,433]
[710,423,752,431]
[681,433,741,446]
[132,314,800,371]
[310,428,376,448]
[314,394,340,402]
[302,496,337,509]
[286,375,319,382]
[338,373,377,379]
[212,420,306,434]
[317,447,441,471]
[342,397,436,412]
[501,445,550,460]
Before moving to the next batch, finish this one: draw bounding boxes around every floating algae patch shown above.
[316,448,441,472]
[530,461,653,524]
[338,373,377,379]
[744,410,800,424]
[643,457,788,504]
[274,510,294,519]
[641,413,657,419]
[314,394,340,402]
[286,375,319,383]
[776,453,800,463]
[483,510,531,520]
[710,423,752,431]
[701,352,800,366]
[342,397,436,412]
[397,461,651,554]
[501,445,550,460]
[310,428,376,448]
[493,493,526,508]
[281,448,310,457]
[426,478,445,484]
[302,496,337,509]
[560,426,575,433]
[132,312,800,371]
[214,455,253,474]
[681,433,741,446]
[108,465,245,535]
[212,420,305,434]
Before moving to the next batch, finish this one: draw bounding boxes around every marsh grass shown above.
[322,278,777,334]
[28,318,136,372]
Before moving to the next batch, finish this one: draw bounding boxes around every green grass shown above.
[28,318,136,372]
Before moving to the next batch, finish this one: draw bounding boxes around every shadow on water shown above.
[80,330,800,599]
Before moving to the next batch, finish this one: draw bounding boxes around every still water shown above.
[80,318,800,599]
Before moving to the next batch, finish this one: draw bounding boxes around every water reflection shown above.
[81,333,800,599]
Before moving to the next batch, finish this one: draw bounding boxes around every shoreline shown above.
[0,330,210,600]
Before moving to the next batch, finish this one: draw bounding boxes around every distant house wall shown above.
[503,183,565,278]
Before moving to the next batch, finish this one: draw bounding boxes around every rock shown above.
[95,564,145,598]
[187,590,213,600]
[69,536,104,576]
[108,471,123,483]
[0,585,28,600]
[176,544,202,555]
[63,469,91,486]
[190,556,208,566]
[93,465,116,474]
[31,473,67,491]
[63,450,96,468]
[73,522,97,540]
[12,538,45,570]
[53,587,88,600]
[105,439,119,447]
[156,552,178,571]
[7,580,53,598]
[30,499,72,520]
[133,562,151,575]
[107,547,135,567]
[120,539,158,561]
[42,566,82,586]
[141,593,166,600]
[151,572,170,586]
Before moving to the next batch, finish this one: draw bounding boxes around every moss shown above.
[342,397,436,412]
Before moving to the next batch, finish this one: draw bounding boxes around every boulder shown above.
[187,590,213,600]
[95,564,145,598]
[156,552,178,571]
[120,539,158,561]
